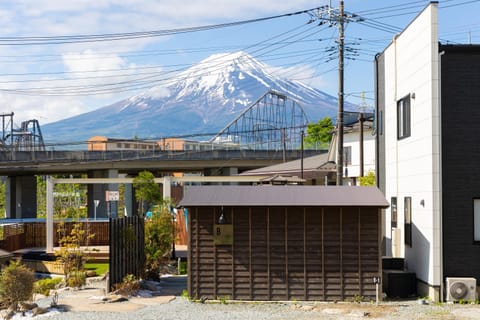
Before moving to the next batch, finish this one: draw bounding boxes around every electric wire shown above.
[0,7,324,46]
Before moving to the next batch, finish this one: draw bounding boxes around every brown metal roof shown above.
[240,152,333,176]
[179,185,389,207]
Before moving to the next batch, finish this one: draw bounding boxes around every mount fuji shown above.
[42,52,350,143]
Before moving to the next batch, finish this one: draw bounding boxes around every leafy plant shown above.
[179,261,187,275]
[66,270,86,288]
[0,260,35,310]
[304,117,334,150]
[55,221,95,286]
[33,277,63,296]
[181,289,191,300]
[359,170,376,186]
[217,295,230,304]
[144,201,175,280]
[350,295,365,303]
[133,170,161,217]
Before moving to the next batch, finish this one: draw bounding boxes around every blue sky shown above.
[0,0,479,125]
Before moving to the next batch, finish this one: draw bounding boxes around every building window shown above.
[391,197,397,229]
[404,197,412,247]
[474,199,480,242]
[397,95,411,139]
[344,146,352,166]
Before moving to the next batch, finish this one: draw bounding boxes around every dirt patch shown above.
[291,303,397,318]
[51,287,176,313]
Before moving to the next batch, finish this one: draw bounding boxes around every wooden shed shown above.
[180,185,388,301]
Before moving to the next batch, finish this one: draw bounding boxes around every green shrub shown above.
[179,261,187,275]
[144,206,174,280]
[33,277,63,296]
[66,270,86,288]
[0,260,35,310]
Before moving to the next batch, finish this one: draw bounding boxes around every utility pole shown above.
[311,1,361,185]
[359,112,364,177]
[336,0,345,186]
[301,131,304,179]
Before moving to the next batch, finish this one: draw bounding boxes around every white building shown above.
[330,115,376,186]
[376,2,480,301]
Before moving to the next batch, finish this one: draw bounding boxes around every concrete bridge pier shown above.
[87,169,119,219]
[5,175,37,218]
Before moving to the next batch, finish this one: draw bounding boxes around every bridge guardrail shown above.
[0,149,324,163]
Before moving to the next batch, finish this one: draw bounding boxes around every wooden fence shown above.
[109,216,145,291]
[0,221,110,252]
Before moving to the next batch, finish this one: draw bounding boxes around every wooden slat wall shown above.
[188,206,380,301]
[0,221,110,252]
[109,216,145,291]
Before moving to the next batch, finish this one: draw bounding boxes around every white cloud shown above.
[0,93,86,125]
[266,64,330,90]
[62,50,126,74]
[0,0,327,126]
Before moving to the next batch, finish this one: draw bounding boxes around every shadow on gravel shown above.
[157,276,187,296]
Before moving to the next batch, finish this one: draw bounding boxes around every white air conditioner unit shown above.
[446,277,477,302]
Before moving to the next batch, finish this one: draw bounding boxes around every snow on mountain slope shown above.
[42,52,347,143]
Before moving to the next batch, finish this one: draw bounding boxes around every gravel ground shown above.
[5,275,480,320]
[30,297,480,320]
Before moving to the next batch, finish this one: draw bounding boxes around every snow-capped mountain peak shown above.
[41,51,341,142]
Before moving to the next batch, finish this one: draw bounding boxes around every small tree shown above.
[359,170,376,186]
[55,217,95,288]
[0,260,35,310]
[133,171,161,217]
[144,200,175,280]
[304,117,334,149]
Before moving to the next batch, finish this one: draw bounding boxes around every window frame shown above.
[391,197,397,229]
[473,199,480,243]
[404,197,412,247]
[397,94,411,140]
[343,146,352,166]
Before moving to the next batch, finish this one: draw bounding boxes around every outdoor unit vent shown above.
[446,277,477,302]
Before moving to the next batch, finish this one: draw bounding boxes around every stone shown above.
[85,270,97,277]
[19,301,38,311]
[32,306,48,316]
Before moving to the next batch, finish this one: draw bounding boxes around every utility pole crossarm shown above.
[310,1,362,186]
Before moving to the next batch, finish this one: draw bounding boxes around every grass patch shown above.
[85,262,109,276]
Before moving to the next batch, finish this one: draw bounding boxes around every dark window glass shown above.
[405,197,412,247]
[391,197,397,229]
[397,95,411,139]
[344,146,352,166]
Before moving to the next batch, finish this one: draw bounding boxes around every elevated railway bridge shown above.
[0,149,323,220]
[0,90,325,220]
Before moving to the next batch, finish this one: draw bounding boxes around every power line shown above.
[0,7,324,46]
